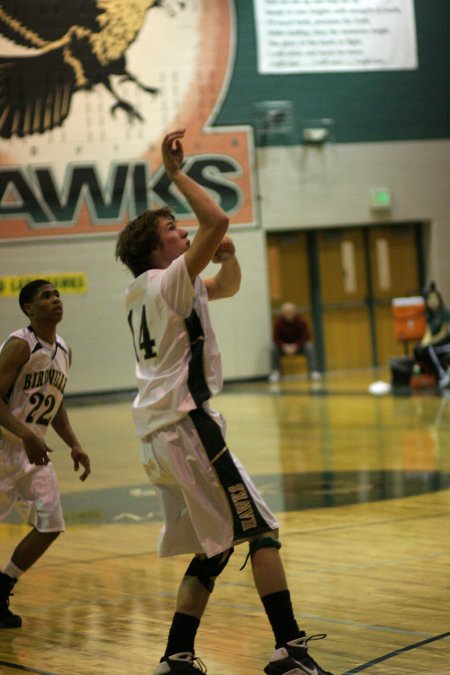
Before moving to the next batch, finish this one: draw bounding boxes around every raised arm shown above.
[162,129,229,279]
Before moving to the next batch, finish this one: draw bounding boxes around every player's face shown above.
[156,216,190,266]
[25,285,63,324]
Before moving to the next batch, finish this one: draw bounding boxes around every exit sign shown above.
[370,188,392,210]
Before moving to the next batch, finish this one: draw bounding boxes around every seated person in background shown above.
[414,283,450,388]
[270,302,321,382]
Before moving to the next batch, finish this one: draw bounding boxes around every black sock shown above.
[261,589,301,648]
[163,612,201,659]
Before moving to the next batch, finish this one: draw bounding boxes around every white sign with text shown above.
[254,0,417,73]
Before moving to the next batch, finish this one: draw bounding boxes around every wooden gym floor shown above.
[0,369,449,674]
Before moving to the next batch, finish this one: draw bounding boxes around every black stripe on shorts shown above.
[189,407,272,541]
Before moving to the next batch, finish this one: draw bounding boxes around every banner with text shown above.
[0,273,88,297]
[254,0,417,73]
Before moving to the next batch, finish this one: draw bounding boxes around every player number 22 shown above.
[25,393,56,426]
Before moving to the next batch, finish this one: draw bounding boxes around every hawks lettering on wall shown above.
[0,0,255,238]
[1,155,243,226]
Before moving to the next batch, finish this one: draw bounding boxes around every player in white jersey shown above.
[0,279,91,628]
[115,130,332,675]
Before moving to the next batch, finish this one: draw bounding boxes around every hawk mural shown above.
[0,0,183,138]
[0,0,256,240]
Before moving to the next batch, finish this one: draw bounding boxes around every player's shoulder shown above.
[4,326,35,351]
[128,258,190,296]
[0,329,32,367]
[126,269,160,299]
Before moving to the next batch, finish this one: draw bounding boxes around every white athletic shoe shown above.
[264,633,333,675]
[153,652,207,674]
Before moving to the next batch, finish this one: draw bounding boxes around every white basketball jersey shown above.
[2,327,70,439]
[125,255,222,437]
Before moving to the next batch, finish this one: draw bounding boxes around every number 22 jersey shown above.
[1,326,69,440]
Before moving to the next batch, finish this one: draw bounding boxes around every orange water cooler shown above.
[392,296,426,348]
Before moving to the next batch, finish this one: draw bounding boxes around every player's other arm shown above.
[50,347,90,481]
[0,338,53,465]
[204,236,241,301]
[162,129,229,280]
[51,403,91,481]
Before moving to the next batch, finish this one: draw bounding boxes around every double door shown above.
[267,223,424,370]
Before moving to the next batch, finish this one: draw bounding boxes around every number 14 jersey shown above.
[125,255,223,438]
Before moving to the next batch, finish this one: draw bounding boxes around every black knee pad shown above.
[185,548,234,593]
[249,536,281,556]
[240,536,282,570]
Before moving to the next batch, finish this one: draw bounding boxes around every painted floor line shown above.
[0,660,58,675]
[342,630,450,673]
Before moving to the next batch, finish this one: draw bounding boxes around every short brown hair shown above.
[115,207,174,277]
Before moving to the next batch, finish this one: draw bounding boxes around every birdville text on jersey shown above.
[0,153,244,231]
[23,369,68,395]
